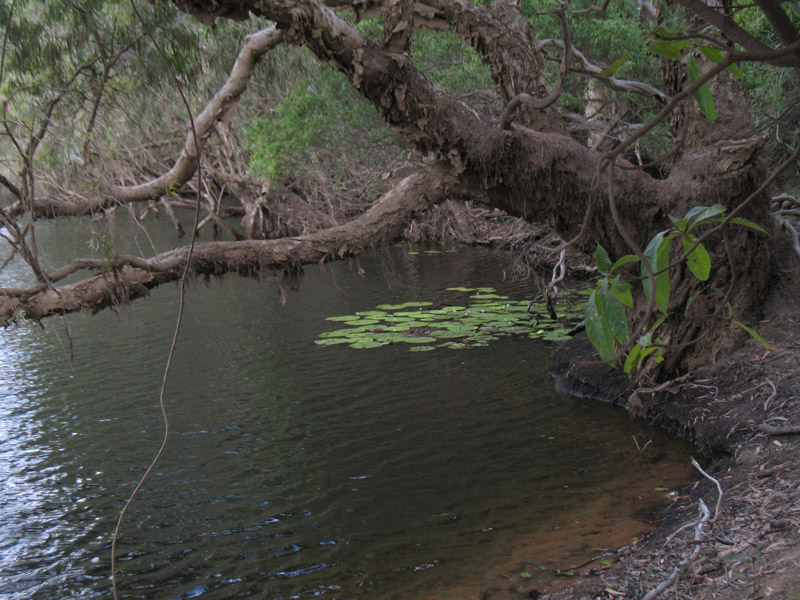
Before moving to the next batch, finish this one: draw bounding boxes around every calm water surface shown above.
[0,218,696,599]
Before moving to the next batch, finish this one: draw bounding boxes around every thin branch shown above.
[775,213,800,259]
[110,1,206,597]
[643,499,711,600]
[538,38,667,101]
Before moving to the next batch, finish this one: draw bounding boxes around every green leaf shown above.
[600,33,649,77]
[733,320,771,350]
[730,217,768,235]
[640,345,658,361]
[648,39,691,60]
[669,214,689,232]
[642,231,671,314]
[698,46,724,63]
[585,290,616,362]
[624,342,641,374]
[726,63,744,79]
[687,55,718,122]
[596,244,612,274]
[610,254,640,273]
[610,277,634,308]
[601,53,631,78]
[685,203,726,225]
[601,280,630,345]
[682,237,711,281]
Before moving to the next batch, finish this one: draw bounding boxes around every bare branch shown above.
[0,164,472,324]
[7,26,284,218]
[538,38,667,101]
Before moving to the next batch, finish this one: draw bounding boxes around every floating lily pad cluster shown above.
[316,287,587,351]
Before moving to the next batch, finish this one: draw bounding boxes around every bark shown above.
[4,0,781,378]
[0,163,470,325]
[7,26,283,219]
[170,0,775,377]
[674,0,800,68]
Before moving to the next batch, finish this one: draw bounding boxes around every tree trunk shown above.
[4,0,778,380]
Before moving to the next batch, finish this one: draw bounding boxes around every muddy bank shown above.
[502,240,800,600]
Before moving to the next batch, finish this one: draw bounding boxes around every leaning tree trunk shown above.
[2,0,775,381]
[171,0,772,374]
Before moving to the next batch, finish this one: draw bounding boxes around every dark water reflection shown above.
[0,218,696,599]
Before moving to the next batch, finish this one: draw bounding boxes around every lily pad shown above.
[349,340,390,349]
[470,294,509,300]
[318,284,586,352]
[400,336,438,344]
[344,319,381,326]
[315,338,350,345]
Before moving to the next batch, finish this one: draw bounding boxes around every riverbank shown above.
[503,232,800,599]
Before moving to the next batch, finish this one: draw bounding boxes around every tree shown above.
[1,0,798,380]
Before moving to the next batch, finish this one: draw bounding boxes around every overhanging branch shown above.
[0,163,469,324]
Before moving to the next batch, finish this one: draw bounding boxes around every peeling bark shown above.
[0,164,469,325]
[3,0,782,377]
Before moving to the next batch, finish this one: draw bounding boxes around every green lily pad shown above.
[349,340,390,349]
[318,284,588,352]
[409,345,436,351]
[400,336,438,344]
[315,338,350,345]
[470,294,509,300]
[433,330,470,339]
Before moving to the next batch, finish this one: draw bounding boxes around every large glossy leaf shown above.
[687,55,718,122]
[682,237,711,281]
[642,231,671,314]
[685,203,726,225]
[600,281,630,345]
[649,38,691,60]
[730,217,769,235]
[595,244,612,274]
[585,290,616,361]
[610,254,640,273]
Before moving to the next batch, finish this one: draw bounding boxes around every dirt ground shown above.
[499,224,800,599]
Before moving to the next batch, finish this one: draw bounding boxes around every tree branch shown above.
[0,164,471,324]
[7,26,283,218]
[674,0,800,68]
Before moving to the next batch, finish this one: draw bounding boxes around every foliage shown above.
[521,0,668,154]
[587,206,769,372]
[246,46,397,181]
[317,285,587,350]
[354,16,494,103]
[411,29,495,106]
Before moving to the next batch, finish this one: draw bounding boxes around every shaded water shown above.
[0,218,697,599]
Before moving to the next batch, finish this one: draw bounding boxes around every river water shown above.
[0,217,696,599]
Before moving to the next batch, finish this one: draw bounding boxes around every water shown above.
[0,217,696,599]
